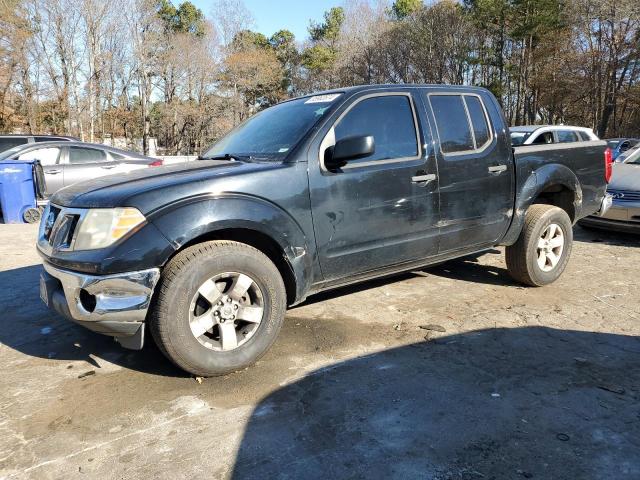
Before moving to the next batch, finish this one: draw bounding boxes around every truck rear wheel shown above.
[505,204,573,286]
[149,240,287,377]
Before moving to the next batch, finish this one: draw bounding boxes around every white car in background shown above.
[510,125,599,146]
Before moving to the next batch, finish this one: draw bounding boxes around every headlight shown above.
[74,207,146,250]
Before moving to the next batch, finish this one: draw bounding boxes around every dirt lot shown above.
[0,223,639,479]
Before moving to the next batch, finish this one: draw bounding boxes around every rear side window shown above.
[429,95,474,153]
[334,95,419,162]
[557,130,578,143]
[0,137,28,151]
[68,147,107,164]
[465,96,491,147]
[429,94,493,154]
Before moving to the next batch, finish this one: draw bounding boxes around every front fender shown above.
[148,193,314,304]
[501,163,582,245]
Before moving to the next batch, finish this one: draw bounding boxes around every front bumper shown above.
[40,262,160,349]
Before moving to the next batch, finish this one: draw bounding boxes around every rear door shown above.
[62,146,115,187]
[309,90,440,281]
[16,146,64,195]
[423,90,514,252]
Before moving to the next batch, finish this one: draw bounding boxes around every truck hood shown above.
[609,163,640,191]
[51,159,284,212]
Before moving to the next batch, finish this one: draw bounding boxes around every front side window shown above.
[18,147,61,166]
[557,130,578,143]
[333,95,419,162]
[531,132,554,144]
[68,147,107,164]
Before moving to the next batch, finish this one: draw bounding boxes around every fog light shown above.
[79,289,97,313]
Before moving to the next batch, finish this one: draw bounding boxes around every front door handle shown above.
[488,165,507,174]
[412,173,436,184]
[101,165,116,170]
[46,169,61,175]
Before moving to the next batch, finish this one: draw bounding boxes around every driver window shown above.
[531,132,554,145]
[333,95,419,163]
[18,147,61,166]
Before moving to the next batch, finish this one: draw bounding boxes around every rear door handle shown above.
[488,165,507,174]
[46,169,61,175]
[101,165,116,170]
[412,173,436,184]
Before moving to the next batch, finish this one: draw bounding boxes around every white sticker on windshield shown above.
[304,94,341,104]
[278,148,289,153]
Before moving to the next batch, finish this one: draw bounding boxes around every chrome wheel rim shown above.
[188,272,265,351]
[536,223,565,272]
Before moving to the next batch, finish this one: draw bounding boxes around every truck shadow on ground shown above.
[0,264,185,377]
[574,224,640,247]
[231,326,640,479]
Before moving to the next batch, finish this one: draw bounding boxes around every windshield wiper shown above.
[198,153,252,162]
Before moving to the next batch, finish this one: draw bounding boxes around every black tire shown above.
[23,207,41,224]
[149,240,287,377]
[506,204,573,286]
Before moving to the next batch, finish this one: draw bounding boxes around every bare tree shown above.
[211,0,255,47]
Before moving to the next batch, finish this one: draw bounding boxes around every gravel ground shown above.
[0,223,639,479]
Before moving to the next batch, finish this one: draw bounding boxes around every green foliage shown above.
[156,0,205,36]
[232,30,270,51]
[308,7,345,43]
[301,45,336,72]
[391,0,423,19]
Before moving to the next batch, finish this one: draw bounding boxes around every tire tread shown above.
[149,240,286,376]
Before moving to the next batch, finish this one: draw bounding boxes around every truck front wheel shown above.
[505,204,573,287]
[149,240,287,377]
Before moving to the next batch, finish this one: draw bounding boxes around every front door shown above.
[423,91,514,252]
[17,146,64,196]
[309,91,440,282]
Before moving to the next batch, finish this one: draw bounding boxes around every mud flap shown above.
[115,323,145,350]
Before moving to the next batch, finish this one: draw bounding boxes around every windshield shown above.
[510,131,532,146]
[622,145,640,165]
[202,94,342,160]
[0,144,29,159]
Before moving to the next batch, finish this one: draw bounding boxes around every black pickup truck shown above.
[38,85,612,376]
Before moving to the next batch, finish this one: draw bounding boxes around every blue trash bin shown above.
[0,160,38,224]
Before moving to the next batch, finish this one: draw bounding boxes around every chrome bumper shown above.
[40,263,160,349]
[42,263,160,322]
[594,193,613,217]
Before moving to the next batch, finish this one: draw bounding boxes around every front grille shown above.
[608,189,640,202]
[43,205,61,242]
[43,205,81,250]
[49,213,80,249]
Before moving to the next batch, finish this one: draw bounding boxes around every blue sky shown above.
[188,0,340,41]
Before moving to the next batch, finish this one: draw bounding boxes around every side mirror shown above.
[325,135,375,171]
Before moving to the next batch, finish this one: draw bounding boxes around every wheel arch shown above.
[501,163,582,246]
[149,194,315,305]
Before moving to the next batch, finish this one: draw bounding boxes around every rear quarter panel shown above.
[501,141,607,245]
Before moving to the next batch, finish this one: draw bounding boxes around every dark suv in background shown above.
[0,134,76,154]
